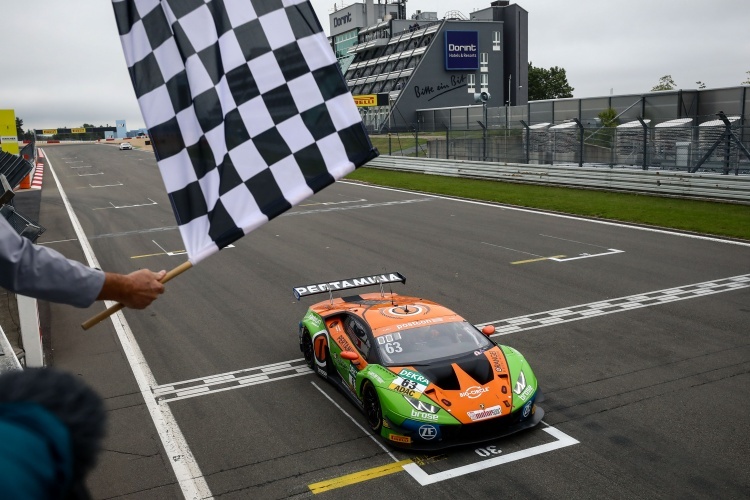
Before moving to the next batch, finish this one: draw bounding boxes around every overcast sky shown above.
[2,0,748,132]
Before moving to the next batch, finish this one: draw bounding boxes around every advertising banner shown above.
[353,93,389,107]
[71,127,86,134]
[444,31,479,71]
[0,109,19,154]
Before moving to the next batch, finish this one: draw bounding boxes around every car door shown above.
[336,315,372,391]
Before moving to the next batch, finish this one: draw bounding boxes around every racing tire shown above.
[363,383,383,433]
[301,330,314,369]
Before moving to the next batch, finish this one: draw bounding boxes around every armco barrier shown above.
[366,157,750,203]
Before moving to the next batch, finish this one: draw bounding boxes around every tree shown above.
[15,117,23,139]
[597,108,618,128]
[696,81,706,89]
[528,62,574,101]
[743,71,750,85]
[651,75,676,91]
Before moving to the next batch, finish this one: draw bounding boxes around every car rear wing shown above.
[293,272,406,300]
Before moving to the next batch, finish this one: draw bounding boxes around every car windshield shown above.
[374,321,494,366]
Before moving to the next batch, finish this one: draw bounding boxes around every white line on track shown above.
[339,181,750,248]
[313,380,577,486]
[311,381,399,461]
[402,426,579,485]
[45,150,212,500]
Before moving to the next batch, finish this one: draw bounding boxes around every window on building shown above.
[468,73,476,93]
[480,73,488,91]
[480,53,488,72]
[492,31,501,51]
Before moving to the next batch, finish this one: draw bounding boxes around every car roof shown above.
[309,292,465,336]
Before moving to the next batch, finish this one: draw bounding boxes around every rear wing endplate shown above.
[293,272,406,301]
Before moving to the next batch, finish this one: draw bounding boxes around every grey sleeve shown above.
[0,217,105,308]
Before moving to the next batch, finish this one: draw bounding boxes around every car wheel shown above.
[363,383,383,433]
[301,330,314,369]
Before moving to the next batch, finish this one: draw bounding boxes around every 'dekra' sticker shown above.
[389,376,427,398]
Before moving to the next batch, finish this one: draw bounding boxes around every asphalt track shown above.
[34,143,749,499]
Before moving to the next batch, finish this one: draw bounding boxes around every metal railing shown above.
[365,156,750,203]
[373,115,750,175]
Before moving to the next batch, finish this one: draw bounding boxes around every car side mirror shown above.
[340,351,359,361]
[481,325,495,336]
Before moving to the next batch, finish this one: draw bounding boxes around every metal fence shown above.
[375,114,750,175]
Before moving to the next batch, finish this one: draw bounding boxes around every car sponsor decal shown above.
[488,349,504,373]
[389,434,412,444]
[518,383,534,402]
[522,400,533,418]
[336,334,355,354]
[418,425,438,440]
[398,368,430,386]
[459,386,489,399]
[513,372,527,395]
[411,409,438,421]
[381,304,429,318]
[396,317,445,330]
[303,310,324,330]
[389,377,427,398]
[467,405,502,421]
[293,272,406,299]
[347,363,359,386]
[404,397,438,414]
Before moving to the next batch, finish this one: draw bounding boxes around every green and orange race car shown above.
[294,272,544,450]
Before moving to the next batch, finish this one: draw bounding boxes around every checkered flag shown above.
[112,0,377,264]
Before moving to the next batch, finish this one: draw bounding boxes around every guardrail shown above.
[366,156,750,203]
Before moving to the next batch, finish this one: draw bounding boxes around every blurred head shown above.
[0,368,106,497]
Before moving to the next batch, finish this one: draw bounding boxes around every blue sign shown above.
[445,31,479,71]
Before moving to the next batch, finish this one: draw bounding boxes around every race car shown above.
[294,272,544,450]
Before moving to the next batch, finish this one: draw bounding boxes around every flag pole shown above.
[81,261,193,330]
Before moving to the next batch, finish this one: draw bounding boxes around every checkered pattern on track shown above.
[482,274,750,335]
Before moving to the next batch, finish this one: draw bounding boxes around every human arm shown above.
[1,217,165,309]
[97,269,166,309]
[0,217,104,307]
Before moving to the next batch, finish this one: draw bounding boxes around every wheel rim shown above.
[363,386,382,431]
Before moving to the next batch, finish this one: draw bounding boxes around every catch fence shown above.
[375,113,750,175]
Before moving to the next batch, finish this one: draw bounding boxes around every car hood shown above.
[391,347,514,424]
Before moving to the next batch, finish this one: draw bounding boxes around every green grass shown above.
[345,167,750,240]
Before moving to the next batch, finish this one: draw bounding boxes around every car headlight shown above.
[513,371,526,395]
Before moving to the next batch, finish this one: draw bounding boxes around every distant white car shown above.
[119,142,132,150]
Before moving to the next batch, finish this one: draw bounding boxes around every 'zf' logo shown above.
[419,425,437,440]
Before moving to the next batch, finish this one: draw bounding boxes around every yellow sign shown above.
[42,129,58,135]
[71,128,86,134]
[0,109,19,154]
[353,94,378,107]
